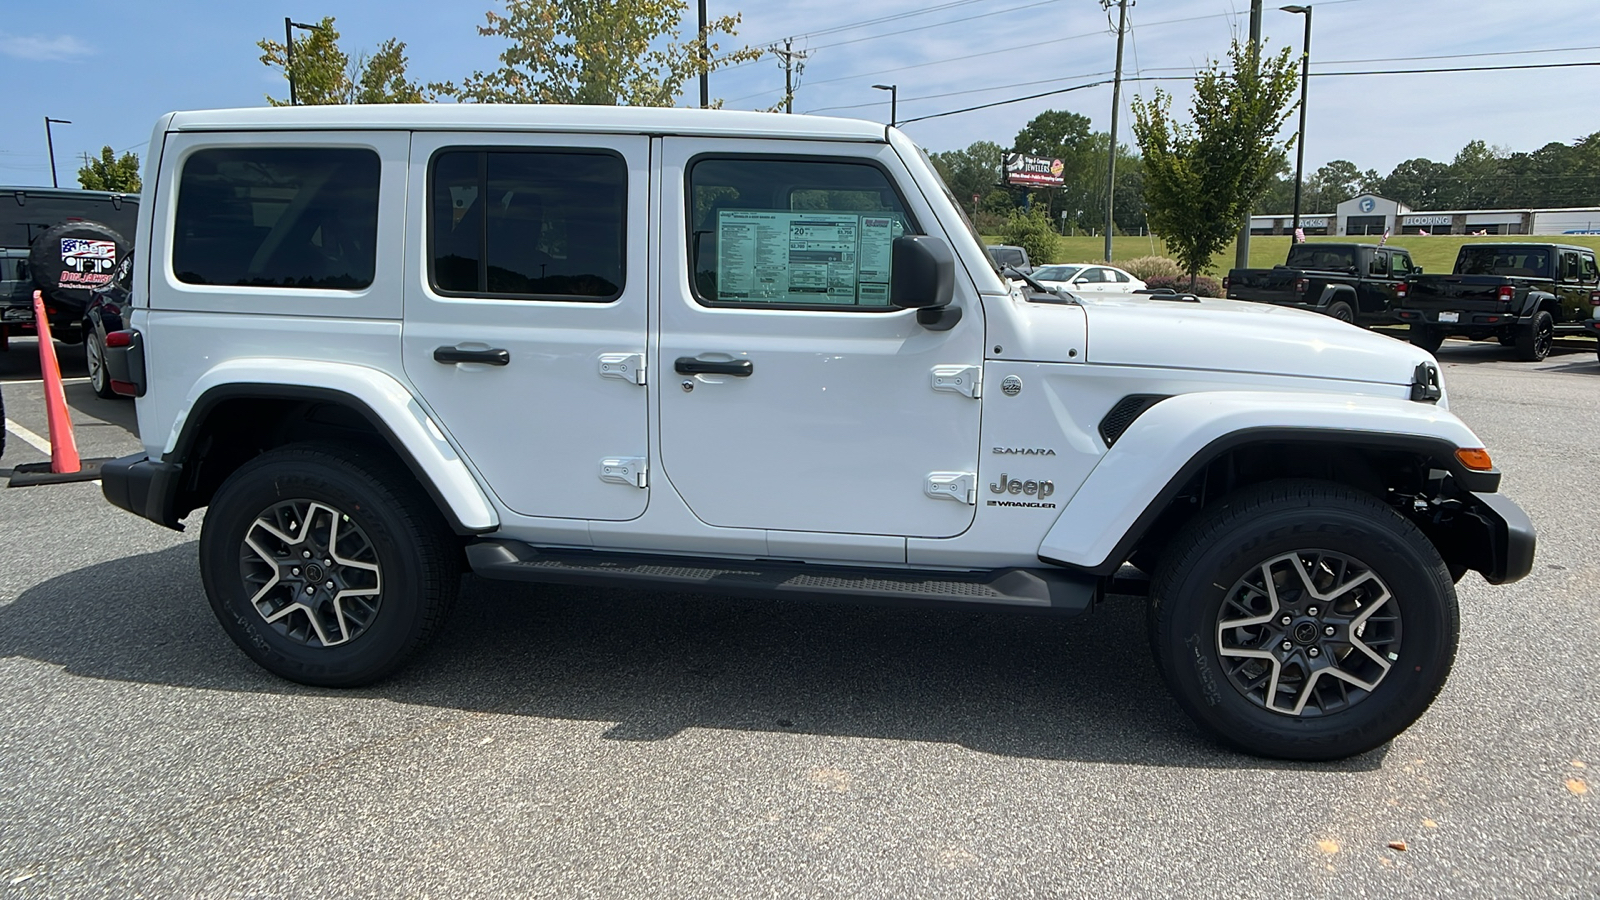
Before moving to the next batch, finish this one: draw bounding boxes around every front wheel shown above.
[1408,324,1445,353]
[199,443,460,687]
[1148,480,1458,760]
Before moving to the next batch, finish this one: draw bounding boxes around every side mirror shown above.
[891,235,960,330]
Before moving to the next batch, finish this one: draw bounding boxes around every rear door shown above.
[402,132,651,521]
[1556,249,1590,322]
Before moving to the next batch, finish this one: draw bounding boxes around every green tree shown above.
[258,17,434,105]
[929,140,1004,208]
[999,207,1060,265]
[77,146,141,193]
[447,0,761,105]
[1132,41,1299,284]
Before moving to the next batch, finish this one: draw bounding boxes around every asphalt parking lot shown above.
[1,336,1596,898]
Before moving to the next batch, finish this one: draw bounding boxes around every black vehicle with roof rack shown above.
[1224,242,1416,327]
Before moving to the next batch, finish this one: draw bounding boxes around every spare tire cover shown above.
[27,220,130,312]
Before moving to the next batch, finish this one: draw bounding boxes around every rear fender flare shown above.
[165,359,498,534]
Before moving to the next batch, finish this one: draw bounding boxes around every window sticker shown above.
[715,210,902,305]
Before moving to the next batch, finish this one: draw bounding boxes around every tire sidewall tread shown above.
[1148,479,1459,761]
[199,442,459,688]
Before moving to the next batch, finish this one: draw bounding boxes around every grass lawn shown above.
[982,233,1600,275]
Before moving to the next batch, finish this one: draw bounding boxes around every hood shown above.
[1079,293,1435,387]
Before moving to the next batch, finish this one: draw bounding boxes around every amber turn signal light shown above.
[1455,448,1494,471]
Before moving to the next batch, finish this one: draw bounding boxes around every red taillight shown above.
[1396,283,1408,299]
[105,330,133,348]
[1295,278,1309,294]
[1497,285,1514,304]
[1589,290,1600,304]
[1222,276,1231,291]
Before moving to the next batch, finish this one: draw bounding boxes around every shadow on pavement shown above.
[0,543,1386,771]
[1433,341,1596,367]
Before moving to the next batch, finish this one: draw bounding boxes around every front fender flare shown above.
[164,359,498,534]
[1036,390,1492,574]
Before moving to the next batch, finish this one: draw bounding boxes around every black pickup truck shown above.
[1224,242,1415,326]
[1398,243,1599,361]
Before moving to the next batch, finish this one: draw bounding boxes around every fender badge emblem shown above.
[1000,375,1023,396]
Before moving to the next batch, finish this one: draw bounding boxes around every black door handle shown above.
[434,346,510,366]
[675,357,753,376]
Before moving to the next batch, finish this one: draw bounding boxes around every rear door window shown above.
[429,148,626,301]
[172,147,380,289]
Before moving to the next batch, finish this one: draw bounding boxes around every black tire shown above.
[1408,324,1445,353]
[1325,300,1354,324]
[1514,310,1554,362]
[27,219,129,313]
[199,442,460,687]
[1148,479,1458,761]
[84,326,117,399]
[0,384,6,460]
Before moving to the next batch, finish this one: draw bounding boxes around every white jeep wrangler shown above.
[101,105,1533,760]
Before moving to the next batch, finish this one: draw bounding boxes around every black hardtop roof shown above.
[1457,241,1593,252]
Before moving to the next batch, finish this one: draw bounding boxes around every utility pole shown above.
[284,18,325,106]
[1102,0,1130,263]
[1234,0,1263,269]
[44,117,71,188]
[698,0,709,108]
[772,38,808,113]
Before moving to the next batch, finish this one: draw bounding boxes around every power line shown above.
[807,0,1062,51]
[804,69,1114,114]
[898,59,1600,125]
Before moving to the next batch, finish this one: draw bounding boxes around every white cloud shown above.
[0,32,93,62]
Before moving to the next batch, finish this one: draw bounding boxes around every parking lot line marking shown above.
[1,377,91,386]
[4,418,52,455]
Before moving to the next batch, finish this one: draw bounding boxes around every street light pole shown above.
[1282,5,1313,236]
[872,84,897,126]
[698,0,709,108]
[44,117,71,188]
[1234,0,1263,269]
[284,18,325,106]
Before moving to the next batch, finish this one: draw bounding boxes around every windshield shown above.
[913,144,993,272]
[1285,245,1357,272]
[989,247,1026,268]
[1033,265,1082,281]
[1457,246,1549,277]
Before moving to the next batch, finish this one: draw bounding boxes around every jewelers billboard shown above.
[1004,153,1065,188]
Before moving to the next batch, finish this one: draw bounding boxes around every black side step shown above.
[466,541,1099,615]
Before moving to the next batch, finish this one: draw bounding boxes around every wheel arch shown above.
[1036,392,1507,580]
[160,362,497,535]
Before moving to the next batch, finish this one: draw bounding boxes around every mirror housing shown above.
[891,235,960,330]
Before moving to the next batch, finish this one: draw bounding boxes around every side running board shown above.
[466,540,1099,615]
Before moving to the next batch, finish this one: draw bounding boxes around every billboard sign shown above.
[1004,153,1065,188]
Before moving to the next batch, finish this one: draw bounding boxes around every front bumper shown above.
[1437,491,1536,585]
[101,453,185,531]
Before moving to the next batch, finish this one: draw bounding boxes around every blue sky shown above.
[3,0,1600,190]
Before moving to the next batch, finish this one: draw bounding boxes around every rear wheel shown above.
[1148,480,1458,760]
[1514,310,1554,362]
[199,443,460,687]
[84,326,117,399]
[1408,324,1445,353]
[1326,300,1354,324]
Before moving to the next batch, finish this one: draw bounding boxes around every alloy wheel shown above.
[238,500,383,647]
[1215,550,1401,717]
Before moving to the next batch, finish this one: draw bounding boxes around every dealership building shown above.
[1250,194,1600,237]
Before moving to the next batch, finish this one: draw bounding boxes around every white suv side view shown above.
[101,105,1533,761]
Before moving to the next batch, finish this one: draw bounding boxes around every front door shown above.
[402,132,651,521]
[655,139,984,538]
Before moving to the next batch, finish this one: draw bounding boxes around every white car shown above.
[99,104,1533,761]
[1033,263,1146,295]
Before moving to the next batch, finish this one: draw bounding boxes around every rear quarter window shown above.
[172,147,380,289]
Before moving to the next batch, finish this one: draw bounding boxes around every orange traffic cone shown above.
[31,290,81,474]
